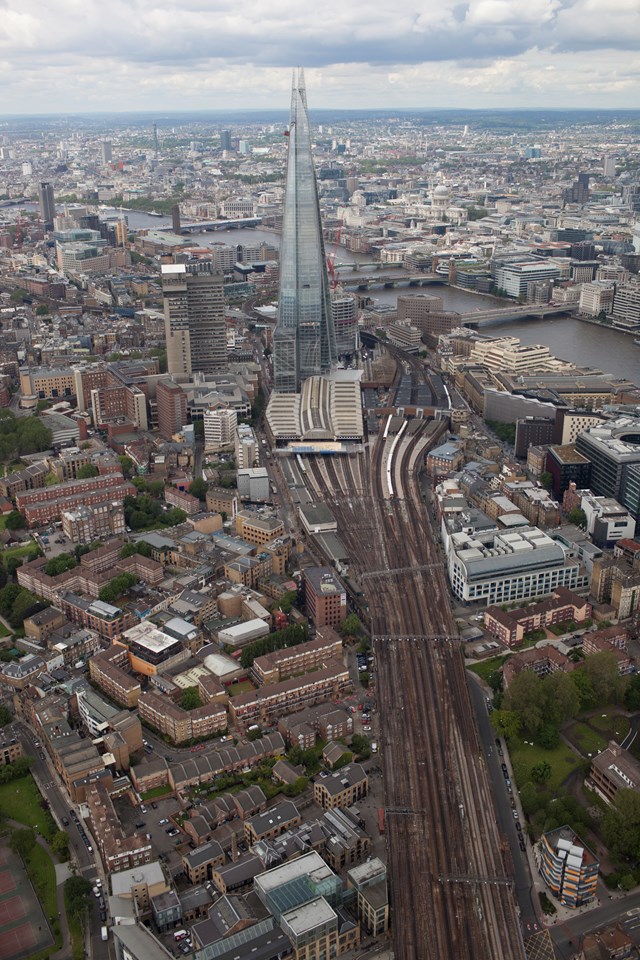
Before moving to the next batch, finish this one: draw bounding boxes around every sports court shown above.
[0,841,54,960]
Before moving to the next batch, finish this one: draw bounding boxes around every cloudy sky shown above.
[2,0,640,114]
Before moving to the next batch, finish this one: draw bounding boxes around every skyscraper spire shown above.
[273,68,336,393]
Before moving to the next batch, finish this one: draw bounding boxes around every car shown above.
[166,827,177,835]
[509,798,516,809]
[519,841,526,852]
[140,805,147,814]
[39,752,45,760]
[99,896,105,909]
[515,821,521,831]
[62,817,69,826]
[151,802,158,810]
[99,909,107,922]
[505,778,511,788]
[501,763,508,774]
[495,738,501,747]
[159,818,169,825]
[512,810,518,819]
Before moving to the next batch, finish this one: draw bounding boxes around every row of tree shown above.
[492,650,629,746]
[239,623,309,669]
[0,582,47,628]
[0,411,52,463]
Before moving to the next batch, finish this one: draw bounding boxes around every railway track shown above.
[300,359,525,959]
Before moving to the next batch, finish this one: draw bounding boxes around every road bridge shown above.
[342,272,446,290]
[460,302,579,326]
[179,217,263,233]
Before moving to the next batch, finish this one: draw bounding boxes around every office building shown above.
[235,423,258,469]
[579,282,615,316]
[156,378,187,440]
[546,445,592,498]
[447,526,589,605]
[514,417,555,458]
[331,296,358,355]
[203,407,237,452]
[100,141,112,164]
[38,181,55,230]
[304,567,347,628]
[576,417,640,521]
[491,257,560,298]
[273,69,336,392]
[220,129,232,151]
[162,263,227,377]
[539,826,598,907]
[171,203,181,235]
[612,276,640,328]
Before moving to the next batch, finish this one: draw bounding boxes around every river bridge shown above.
[179,217,263,233]
[460,302,579,326]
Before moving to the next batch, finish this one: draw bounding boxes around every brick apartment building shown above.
[304,568,348,628]
[138,690,227,745]
[157,378,187,440]
[85,780,152,873]
[251,626,343,685]
[89,645,142,708]
[16,473,135,526]
[228,661,351,728]
[164,485,201,516]
[483,588,591,647]
[313,764,369,810]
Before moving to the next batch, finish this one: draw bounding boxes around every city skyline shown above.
[2,0,640,114]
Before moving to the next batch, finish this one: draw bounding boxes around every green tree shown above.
[567,507,587,527]
[572,669,598,711]
[76,463,99,479]
[579,651,625,707]
[5,510,26,530]
[35,304,49,316]
[503,670,546,735]
[602,789,640,864]
[531,761,552,784]
[181,687,202,711]
[536,723,560,749]
[189,478,209,501]
[519,781,543,817]
[624,674,640,711]
[544,671,580,727]
[64,876,93,928]
[118,455,135,478]
[340,614,362,638]
[99,572,138,603]
[9,828,36,860]
[0,704,12,726]
[8,590,46,627]
[44,553,77,576]
[120,541,152,559]
[51,830,69,861]
[491,709,521,741]
[351,734,371,759]
[539,471,553,491]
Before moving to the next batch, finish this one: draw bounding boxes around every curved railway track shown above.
[300,356,525,960]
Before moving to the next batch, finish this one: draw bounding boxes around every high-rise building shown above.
[162,264,227,377]
[100,141,112,164]
[273,69,336,392]
[331,296,358,356]
[220,130,232,151]
[156,378,187,440]
[171,204,181,235]
[38,182,55,230]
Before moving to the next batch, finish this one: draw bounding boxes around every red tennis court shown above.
[0,895,26,926]
[0,870,15,896]
[0,922,38,960]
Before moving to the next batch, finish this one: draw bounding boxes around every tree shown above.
[181,687,202,711]
[35,304,49,316]
[120,541,152,559]
[9,828,36,860]
[76,463,99,479]
[0,704,11,726]
[4,510,26,531]
[340,614,362,638]
[567,507,587,527]
[503,670,546,735]
[544,671,580,727]
[602,789,640,864]
[491,709,521,741]
[531,761,552,784]
[64,876,93,928]
[351,734,371,760]
[44,553,77,576]
[99,572,138,603]
[519,781,543,817]
[572,669,598,711]
[118,455,135,478]
[579,651,626,707]
[536,724,560,749]
[189,478,209,501]
[624,674,640,711]
[51,830,69,861]
[539,471,553,491]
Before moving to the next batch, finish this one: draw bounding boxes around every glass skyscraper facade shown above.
[273,69,336,393]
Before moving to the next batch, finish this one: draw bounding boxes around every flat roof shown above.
[281,896,336,935]
[123,621,181,654]
[255,851,330,894]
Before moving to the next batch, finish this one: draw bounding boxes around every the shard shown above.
[273,68,336,393]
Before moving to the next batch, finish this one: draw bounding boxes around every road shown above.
[14,720,113,960]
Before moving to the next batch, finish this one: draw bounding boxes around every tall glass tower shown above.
[273,69,336,393]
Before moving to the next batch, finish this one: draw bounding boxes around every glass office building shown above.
[273,69,336,393]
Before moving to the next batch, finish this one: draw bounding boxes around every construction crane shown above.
[326,225,342,289]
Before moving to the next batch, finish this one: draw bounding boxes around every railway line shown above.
[300,356,525,959]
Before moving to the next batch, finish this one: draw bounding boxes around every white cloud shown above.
[0,0,638,111]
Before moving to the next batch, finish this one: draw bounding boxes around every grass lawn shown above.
[68,916,85,960]
[566,721,609,757]
[227,679,255,697]
[1,542,41,567]
[468,655,508,685]
[140,784,173,801]
[25,842,58,922]
[510,738,582,794]
[0,775,57,841]
[0,621,11,638]
[588,711,630,742]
